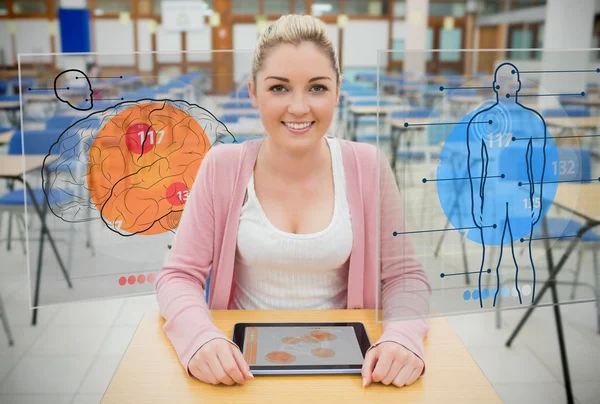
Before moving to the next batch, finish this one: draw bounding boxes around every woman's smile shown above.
[282,121,315,134]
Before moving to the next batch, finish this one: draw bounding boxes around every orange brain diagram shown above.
[87,102,209,235]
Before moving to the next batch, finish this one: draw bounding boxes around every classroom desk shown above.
[347,105,403,141]
[0,154,71,325]
[506,183,600,403]
[0,129,14,145]
[101,309,501,404]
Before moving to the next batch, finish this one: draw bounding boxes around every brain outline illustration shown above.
[41,98,238,236]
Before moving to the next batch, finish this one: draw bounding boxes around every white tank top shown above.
[232,137,353,310]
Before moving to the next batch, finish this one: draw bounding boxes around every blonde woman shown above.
[157,14,431,388]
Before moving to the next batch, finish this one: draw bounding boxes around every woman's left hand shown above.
[361,342,424,388]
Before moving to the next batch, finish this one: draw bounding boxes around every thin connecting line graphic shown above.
[404,120,492,127]
[422,174,505,183]
[393,224,497,236]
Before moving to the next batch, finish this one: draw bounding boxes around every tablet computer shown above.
[232,322,371,375]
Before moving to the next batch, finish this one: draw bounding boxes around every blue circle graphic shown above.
[463,290,471,301]
[501,286,510,297]
[472,289,480,300]
[482,288,490,299]
[436,103,560,245]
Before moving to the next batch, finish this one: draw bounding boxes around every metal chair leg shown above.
[569,242,585,300]
[0,293,14,346]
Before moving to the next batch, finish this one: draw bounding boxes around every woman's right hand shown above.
[189,338,254,385]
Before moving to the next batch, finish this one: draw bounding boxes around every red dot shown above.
[147,273,156,283]
[137,274,146,284]
[118,277,126,286]
[128,275,136,285]
[166,182,189,206]
[125,123,156,155]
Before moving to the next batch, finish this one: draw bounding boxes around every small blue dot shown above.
[487,268,492,273]
[502,286,510,297]
[501,174,505,178]
[472,289,480,300]
[512,136,516,141]
[440,273,445,278]
[393,232,397,236]
[463,290,471,301]
[482,288,489,299]
[495,85,500,89]
[422,178,427,183]
[439,86,444,91]
[404,122,409,127]
[520,238,525,242]
[581,91,586,97]
[493,224,497,229]
[511,70,516,74]
[506,94,511,98]
[596,68,599,73]
[518,182,522,186]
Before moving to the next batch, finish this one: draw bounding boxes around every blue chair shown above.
[0,81,8,96]
[222,101,254,109]
[220,113,259,124]
[542,108,590,118]
[45,115,77,132]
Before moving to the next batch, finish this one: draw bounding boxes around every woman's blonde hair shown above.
[251,14,341,85]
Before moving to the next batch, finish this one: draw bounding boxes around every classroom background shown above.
[1,1,600,403]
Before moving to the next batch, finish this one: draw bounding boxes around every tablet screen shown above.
[242,326,365,366]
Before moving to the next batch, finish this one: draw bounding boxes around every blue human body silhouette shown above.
[466,63,552,308]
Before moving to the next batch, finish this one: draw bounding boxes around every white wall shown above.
[137,19,154,72]
[343,20,388,67]
[187,29,212,62]
[93,19,135,66]
[0,21,14,65]
[15,19,52,63]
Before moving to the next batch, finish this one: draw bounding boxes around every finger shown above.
[392,365,414,388]
[207,355,236,385]
[406,368,421,386]
[361,348,378,387]
[371,351,393,383]
[193,362,218,385]
[231,345,254,380]
[381,359,404,386]
[217,348,246,384]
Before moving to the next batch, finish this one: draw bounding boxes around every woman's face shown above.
[249,41,340,150]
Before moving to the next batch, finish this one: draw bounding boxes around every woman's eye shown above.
[311,85,328,92]
[269,85,287,92]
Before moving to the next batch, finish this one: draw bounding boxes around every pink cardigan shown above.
[157,137,431,375]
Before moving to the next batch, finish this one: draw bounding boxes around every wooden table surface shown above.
[101,309,501,404]
[545,116,599,129]
[552,184,600,221]
[0,130,14,145]
[0,155,55,178]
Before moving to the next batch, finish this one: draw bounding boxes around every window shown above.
[391,39,405,61]
[264,0,290,14]
[393,0,406,17]
[232,0,259,14]
[311,0,340,16]
[346,0,388,16]
[439,27,462,61]
[508,23,543,60]
[13,0,46,14]
[429,1,465,17]
[0,0,7,15]
[95,0,130,15]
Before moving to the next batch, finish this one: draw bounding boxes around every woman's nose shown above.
[287,94,310,115]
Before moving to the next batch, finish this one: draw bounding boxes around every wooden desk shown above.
[0,130,14,145]
[545,116,599,130]
[102,310,501,404]
[0,155,56,178]
[552,184,600,221]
